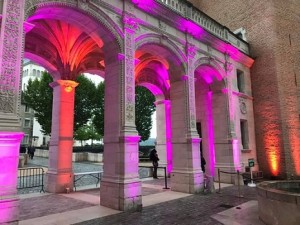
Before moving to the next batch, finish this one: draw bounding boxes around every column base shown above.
[46,171,74,193]
[171,170,204,194]
[0,197,19,224]
[100,179,142,211]
[205,175,216,193]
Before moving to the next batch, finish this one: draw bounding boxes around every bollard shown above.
[217,168,221,193]
[237,170,243,198]
[163,167,170,189]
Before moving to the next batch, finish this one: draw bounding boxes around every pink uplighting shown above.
[0,132,24,223]
[232,139,241,171]
[165,101,172,174]
[206,91,215,176]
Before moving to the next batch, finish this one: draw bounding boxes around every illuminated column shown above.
[171,42,204,194]
[214,56,241,183]
[100,9,141,211]
[155,100,172,175]
[46,80,78,193]
[0,133,23,224]
[0,0,25,223]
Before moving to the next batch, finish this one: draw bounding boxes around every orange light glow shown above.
[264,130,281,176]
[288,129,300,176]
[268,146,280,176]
[57,80,78,93]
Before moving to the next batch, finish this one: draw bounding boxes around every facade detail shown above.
[0,0,256,222]
[192,0,300,180]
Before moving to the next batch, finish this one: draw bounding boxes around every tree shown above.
[23,73,53,135]
[23,72,98,135]
[73,125,90,146]
[74,75,98,131]
[74,123,102,146]
[92,81,105,136]
[93,84,155,141]
[135,86,156,141]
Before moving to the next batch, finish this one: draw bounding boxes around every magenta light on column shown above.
[206,91,215,176]
[0,132,24,224]
[165,100,172,174]
[232,139,241,171]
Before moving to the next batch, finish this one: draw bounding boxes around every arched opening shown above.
[195,61,226,185]
[24,4,121,193]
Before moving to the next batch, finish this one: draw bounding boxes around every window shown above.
[237,70,245,93]
[24,119,31,127]
[240,120,249,149]
[25,105,30,112]
[33,69,36,76]
[22,135,29,145]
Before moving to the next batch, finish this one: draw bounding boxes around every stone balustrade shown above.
[156,0,249,54]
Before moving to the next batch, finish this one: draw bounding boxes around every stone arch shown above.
[24,1,123,79]
[24,0,123,51]
[135,33,187,81]
[194,57,228,179]
[194,57,226,91]
[194,57,226,78]
[24,52,59,79]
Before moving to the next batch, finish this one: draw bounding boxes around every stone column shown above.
[46,80,78,193]
[214,55,241,183]
[0,132,23,224]
[0,0,25,223]
[171,42,204,194]
[100,9,141,211]
[155,100,172,175]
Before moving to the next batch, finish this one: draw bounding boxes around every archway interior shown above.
[25,19,104,80]
[135,43,186,174]
[23,5,121,192]
[195,64,224,176]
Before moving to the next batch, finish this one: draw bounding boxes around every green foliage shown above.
[23,73,155,141]
[135,86,156,141]
[92,81,105,136]
[23,72,53,135]
[74,123,102,146]
[23,72,98,135]
[74,75,98,131]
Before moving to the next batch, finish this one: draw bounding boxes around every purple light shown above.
[232,139,241,171]
[0,132,23,223]
[206,91,215,176]
[165,101,172,174]
[176,19,205,38]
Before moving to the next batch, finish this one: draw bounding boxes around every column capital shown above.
[50,80,79,92]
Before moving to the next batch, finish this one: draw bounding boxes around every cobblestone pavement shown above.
[19,157,259,225]
[74,185,257,225]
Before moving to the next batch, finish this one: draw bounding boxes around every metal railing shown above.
[217,168,243,198]
[73,171,103,191]
[139,166,170,189]
[18,167,45,193]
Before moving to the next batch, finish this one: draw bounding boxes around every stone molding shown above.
[0,0,24,115]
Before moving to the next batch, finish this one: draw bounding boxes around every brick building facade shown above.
[189,0,300,179]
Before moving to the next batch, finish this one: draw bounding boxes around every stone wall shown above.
[190,0,300,179]
[34,149,103,163]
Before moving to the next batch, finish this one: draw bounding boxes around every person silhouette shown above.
[149,149,159,179]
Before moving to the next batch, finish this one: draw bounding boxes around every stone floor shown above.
[17,157,264,225]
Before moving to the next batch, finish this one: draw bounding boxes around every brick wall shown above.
[189,0,300,179]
